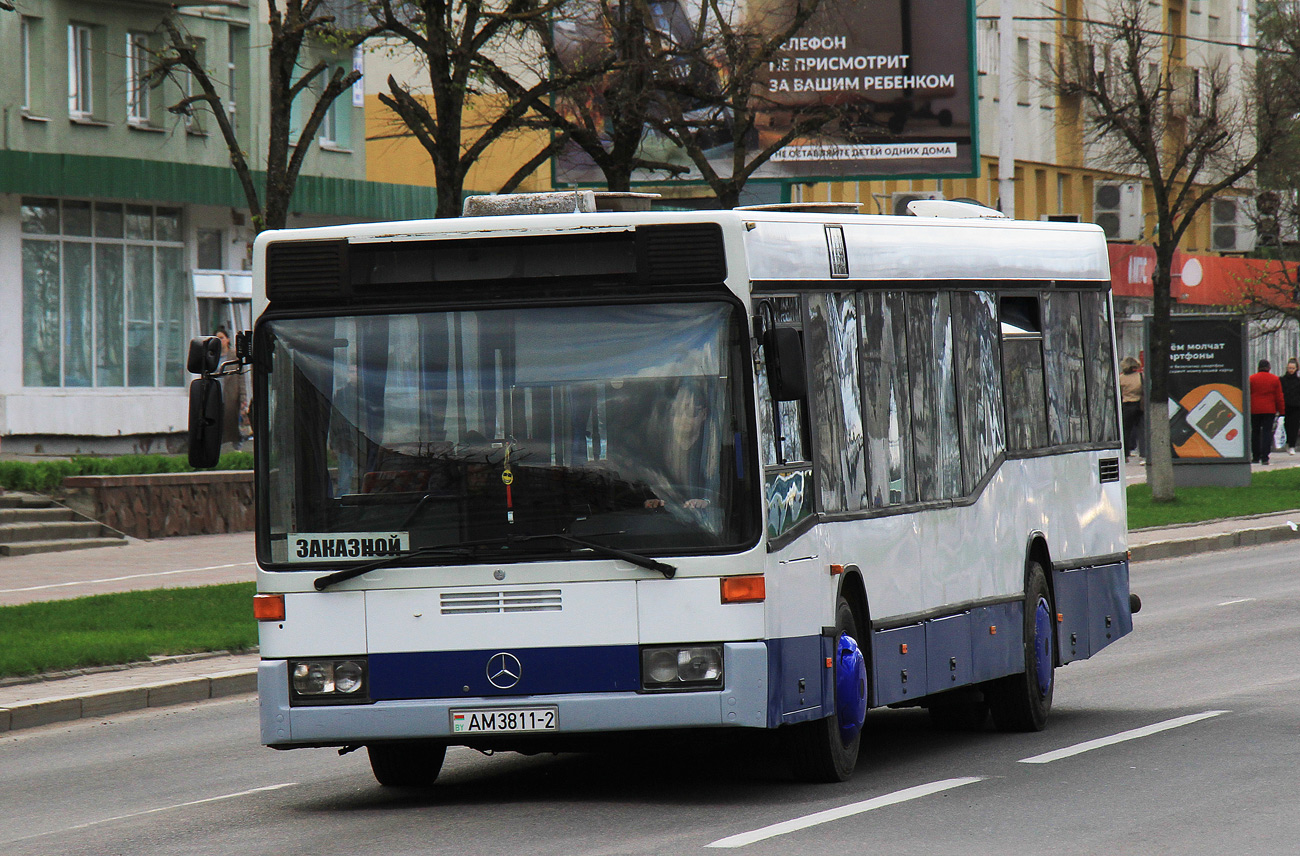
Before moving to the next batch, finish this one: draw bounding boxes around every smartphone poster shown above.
[1164,317,1248,460]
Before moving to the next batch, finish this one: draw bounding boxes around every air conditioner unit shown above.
[1211,195,1256,253]
[1093,182,1143,241]
[891,190,943,216]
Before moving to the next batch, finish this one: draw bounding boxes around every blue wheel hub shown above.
[836,632,868,743]
[1033,597,1054,696]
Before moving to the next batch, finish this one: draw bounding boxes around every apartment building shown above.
[0,0,434,455]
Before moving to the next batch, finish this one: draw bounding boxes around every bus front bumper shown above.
[260,642,769,747]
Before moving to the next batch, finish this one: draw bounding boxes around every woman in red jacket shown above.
[1249,359,1286,465]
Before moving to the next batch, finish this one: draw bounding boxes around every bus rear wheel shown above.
[987,562,1054,732]
[367,741,447,787]
[788,596,867,782]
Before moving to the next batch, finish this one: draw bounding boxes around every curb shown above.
[0,668,256,734]
[1129,521,1300,562]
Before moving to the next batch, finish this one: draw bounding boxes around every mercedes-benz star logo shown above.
[486,652,522,689]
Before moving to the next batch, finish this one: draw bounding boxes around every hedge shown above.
[0,452,253,493]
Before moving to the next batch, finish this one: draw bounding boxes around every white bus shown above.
[190,194,1136,785]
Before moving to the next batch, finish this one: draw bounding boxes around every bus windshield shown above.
[259,301,759,567]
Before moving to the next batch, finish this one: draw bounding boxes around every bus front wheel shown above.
[367,741,447,787]
[986,562,1054,732]
[788,596,867,782]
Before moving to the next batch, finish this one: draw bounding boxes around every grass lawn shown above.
[1127,465,1300,529]
[0,583,256,679]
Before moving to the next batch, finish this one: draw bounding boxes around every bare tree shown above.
[151,1,373,233]
[1058,0,1298,501]
[372,0,605,218]
[647,0,835,208]
[1239,0,1300,324]
[514,0,698,191]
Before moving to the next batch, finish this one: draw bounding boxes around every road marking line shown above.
[4,783,298,844]
[0,562,256,594]
[705,777,984,848]
[1217,598,1255,606]
[1018,711,1228,765]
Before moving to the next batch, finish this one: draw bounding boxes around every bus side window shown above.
[906,292,962,501]
[1042,291,1089,445]
[805,292,867,512]
[757,296,813,540]
[1080,290,1120,443]
[1001,295,1050,450]
[860,291,913,506]
[954,291,1006,493]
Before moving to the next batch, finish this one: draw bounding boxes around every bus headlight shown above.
[640,645,723,690]
[289,657,369,705]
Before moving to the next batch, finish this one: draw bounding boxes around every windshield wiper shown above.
[313,545,475,591]
[514,533,676,579]
[312,532,676,590]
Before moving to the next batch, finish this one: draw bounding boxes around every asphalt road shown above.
[3,540,1298,856]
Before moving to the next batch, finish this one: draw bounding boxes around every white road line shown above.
[0,562,256,594]
[1018,711,1228,765]
[5,783,297,844]
[705,777,984,848]
[1217,598,1255,606]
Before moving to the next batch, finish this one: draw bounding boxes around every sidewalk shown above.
[3,468,1300,735]
[0,531,259,734]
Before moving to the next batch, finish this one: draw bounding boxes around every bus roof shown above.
[253,209,1111,310]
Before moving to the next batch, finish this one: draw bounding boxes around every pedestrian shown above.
[1119,356,1144,461]
[1248,359,1286,465]
[1282,358,1300,456]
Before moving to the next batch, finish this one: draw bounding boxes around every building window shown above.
[1016,37,1030,106]
[183,37,206,133]
[21,198,189,389]
[21,17,34,112]
[126,32,151,124]
[1039,41,1054,108]
[320,93,339,147]
[227,29,239,130]
[197,228,224,270]
[68,24,95,119]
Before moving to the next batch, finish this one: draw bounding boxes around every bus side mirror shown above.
[188,376,224,469]
[763,327,807,401]
[187,336,223,374]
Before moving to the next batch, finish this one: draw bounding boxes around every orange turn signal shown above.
[720,575,766,604]
[254,593,286,622]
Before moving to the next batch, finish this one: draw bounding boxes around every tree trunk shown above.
[1147,241,1178,501]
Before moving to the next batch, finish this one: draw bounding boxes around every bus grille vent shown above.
[440,589,563,615]
[266,239,347,302]
[1098,457,1121,483]
[638,224,727,284]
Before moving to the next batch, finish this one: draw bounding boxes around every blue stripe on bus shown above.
[368,645,640,700]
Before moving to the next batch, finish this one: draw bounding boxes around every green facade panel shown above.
[0,150,437,222]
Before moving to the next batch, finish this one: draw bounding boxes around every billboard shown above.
[551,0,978,186]
[1161,317,1249,461]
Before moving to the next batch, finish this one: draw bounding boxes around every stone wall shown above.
[61,471,254,539]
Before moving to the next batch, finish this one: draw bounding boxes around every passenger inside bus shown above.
[640,379,713,510]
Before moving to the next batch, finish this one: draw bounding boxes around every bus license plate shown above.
[451,707,557,734]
